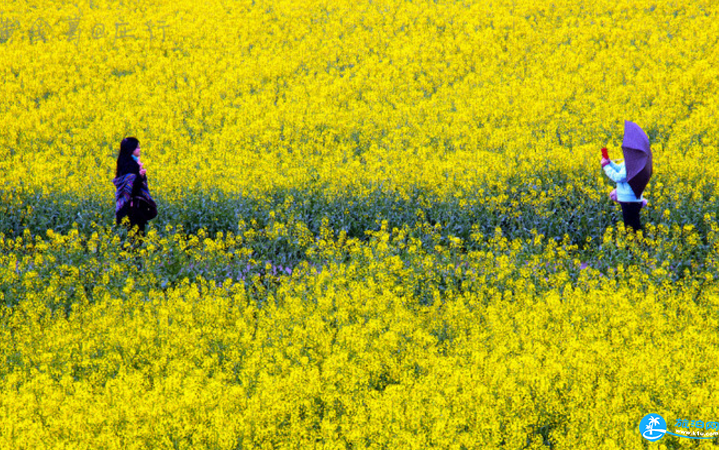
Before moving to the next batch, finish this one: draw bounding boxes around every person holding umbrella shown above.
[601,120,653,231]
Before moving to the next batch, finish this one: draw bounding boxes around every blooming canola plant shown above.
[1,0,719,448]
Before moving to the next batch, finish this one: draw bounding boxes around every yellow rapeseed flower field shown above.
[1,0,718,448]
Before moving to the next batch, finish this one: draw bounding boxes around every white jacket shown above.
[603,161,643,203]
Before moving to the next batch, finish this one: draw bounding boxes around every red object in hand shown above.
[601,147,609,159]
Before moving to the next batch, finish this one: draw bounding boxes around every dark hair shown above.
[115,137,140,177]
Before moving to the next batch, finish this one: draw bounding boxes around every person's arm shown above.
[130,161,149,197]
[131,172,145,198]
[603,161,627,183]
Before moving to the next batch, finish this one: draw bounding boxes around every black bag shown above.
[130,195,157,222]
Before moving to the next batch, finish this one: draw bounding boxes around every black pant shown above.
[116,210,147,235]
[619,202,643,231]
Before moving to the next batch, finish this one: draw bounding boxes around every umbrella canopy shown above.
[621,120,653,198]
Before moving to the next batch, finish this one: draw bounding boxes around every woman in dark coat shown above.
[113,137,155,233]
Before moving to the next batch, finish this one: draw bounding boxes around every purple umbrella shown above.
[622,120,653,198]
